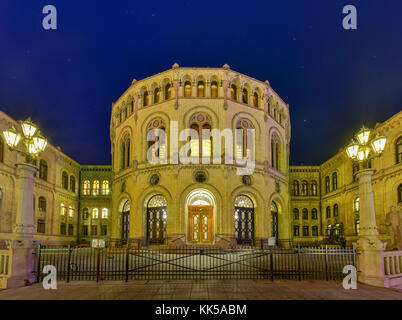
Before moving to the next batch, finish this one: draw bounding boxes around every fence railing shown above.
[34,245,356,283]
[381,250,402,288]
[0,249,12,289]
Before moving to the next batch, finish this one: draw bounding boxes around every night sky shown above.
[0,0,401,165]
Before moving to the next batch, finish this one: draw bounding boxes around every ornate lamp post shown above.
[2,118,48,288]
[345,126,387,286]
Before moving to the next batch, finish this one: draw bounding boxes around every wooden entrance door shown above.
[188,205,214,244]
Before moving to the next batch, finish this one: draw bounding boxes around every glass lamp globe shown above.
[346,140,359,159]
[357,126,370,145]
[21,118,38,139]
[33,133,47,153]
[27,141,39,156]
[371,133,386,155]
[3,126,21,148]
[357,146,370,161]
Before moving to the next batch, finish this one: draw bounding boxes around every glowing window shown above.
[83,180,90,195]
[93,180,100,195]
[60,203,66,216]
[92,208,99,219]
[211,81,218,97]
[184,81,192,97]
[102,180,109,195]
[102,208,108,219]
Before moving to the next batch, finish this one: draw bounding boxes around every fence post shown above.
[297,244,301,281]
[35,244,41,283]
[270,246,274,281]
[66,245,71,283]
[96,248,101,282]
[125,243,129,282]
[325,245,329,281]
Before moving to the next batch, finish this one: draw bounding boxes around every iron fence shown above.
[34,245,356,282]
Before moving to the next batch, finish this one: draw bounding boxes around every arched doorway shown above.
[147,195,167,244]
[121,200,130,244]
[271,201,279,242]
[187,189,215,244]
[234,195,254,244]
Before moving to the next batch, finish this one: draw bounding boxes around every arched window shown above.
[102,208,108,219]
[102,180,109,195]
[352,162,359,182]
[311,180,317,196]
[147,118,166,162]
[332,172,338,190]
[326,206,331,218]
[62,172,68,190]
[92,208,99,219]
[230,84,237,100]
[39,160,48,181]
[38,196,46,212]
[235,118,255,161]
[0,137,3,163]
[147,195,167,244]
[70,176,76,193]
[399,184,402,203]
[312,226,318,236]
[333,204,339,217]
[234,195,254,244]
[143,91,149,106]
[311,208,318,220]
[354,197,360,212]
[189,113,212,160]
[60,203,66,216]
[301,180,308,196]
[302,208,308,220]
[154,87,160,103]
[164,83,173,100]
[325,176,330,193]
[184,81,192,97]
[252,92,259,107]
[121,134,130,169]
[271,133,280,170]
[355,219,360,234]
[396,137,402,164]
[242,88,248,104]
[83,208,89,220]
[293,180,300,196]
[197,81,205,97]
[93,180,100,196]
[293,208,299,220]
[68,206,74,217]
[83,180,90,195]
[211,81,218,97]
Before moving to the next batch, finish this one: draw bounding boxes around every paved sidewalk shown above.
[0,280,402,300]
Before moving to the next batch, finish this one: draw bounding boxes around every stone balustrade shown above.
[0,249,12,289]
[381,250,402,288]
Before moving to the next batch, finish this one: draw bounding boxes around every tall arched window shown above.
[93,180,100,196]
[326,206,331,218]
[154,87,160,103]
[293,208,299,220]
[62,172,68,190]
[211,81,218,97]
[302,208,308,220]
[325,176,330,193]
[102,208,108,219]
[332,172,338,190]
[39,196,46,212]
[311,180,317,196]
[165,83,172,100]
[60,203,66,216]
[311,208,318,220]
[230,84,237,100]
[189,113,212,160]
[82,208,89,220]
[397,137,402,164]
[301,180,308,196]
[102,180,109,195]
[197,81,205,97]
[333,204,339,217]
[293,180,300,196]
[354,197,360,212]
[39,160,48,181]
[235,119,254,161]
[252,92,259,107]
[184,81,192,97]
[399,184,402,203]
[92,208,99,219]
[147,118,166,161]
[271,133,280,170]
[312,226,318,236]
[121,134,130,169]
[83,180,90,195]
[242,88,248,104]
[68,206,74,218]
[143,90,149,106]
[234,195,254,244]
[70,176,76,193]
[0,137,3,163]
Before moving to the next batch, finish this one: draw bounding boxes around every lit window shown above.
[197,81,205,97]
[211,81,218,98]
[355,219,360,234]
[93,180,100,195]
[301,180,308,196]
[230,84,237,100]
[184,81,192,97]
[165,83,172,100]
[102,208,108,219]
[154,88,160,103]
[325,176,330,193]
[83,180,90,195]
[68,206,74,218]
[92,208,99,219]
[311,180,317,196]
[293,180,299,196]
[60,204,66,216]
[354,197,360,212]
[102,180,109,195]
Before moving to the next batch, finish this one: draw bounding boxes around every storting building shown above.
[0,64,401,248]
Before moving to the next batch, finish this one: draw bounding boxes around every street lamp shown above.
[345,125,387,287]
[3,118,47,161]
[2,118,48,288]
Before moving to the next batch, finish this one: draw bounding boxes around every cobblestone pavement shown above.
[1,280,402,300]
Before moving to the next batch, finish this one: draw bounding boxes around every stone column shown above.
[355,169,386,287]
[7,163,39,288]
